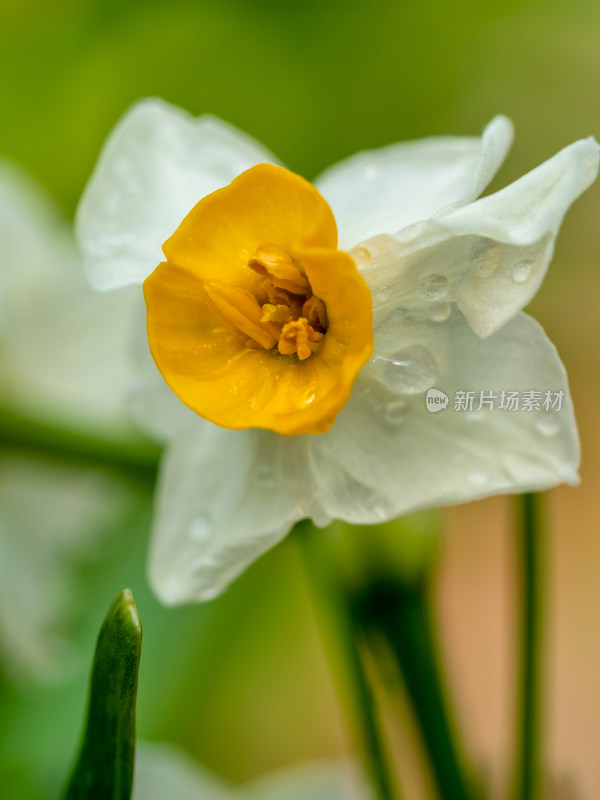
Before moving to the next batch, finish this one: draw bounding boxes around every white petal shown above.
[0,453,133,683]
[0,161,140,435]
[315,115,513,250]
[134,743,235,800]
[76,98,280,291]
[359,137,599,337]
[310,310,578,525]
[129,356,200,443]
[149,421,315,605]
[149,309,575,603]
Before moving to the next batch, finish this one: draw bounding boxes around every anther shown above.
[249,244,310,295]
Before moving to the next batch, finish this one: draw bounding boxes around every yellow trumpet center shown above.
[143,164,373,436]
[204,242,327,361]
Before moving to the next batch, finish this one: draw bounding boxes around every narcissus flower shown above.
[77,99,599,604]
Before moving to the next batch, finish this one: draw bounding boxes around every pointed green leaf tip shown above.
[61,589,142,800]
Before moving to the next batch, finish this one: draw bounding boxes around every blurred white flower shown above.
[0,453,131,683]
[77,99,599,604]
[0,159,139,435]
[0,162,138,681]
[134,742,369,800]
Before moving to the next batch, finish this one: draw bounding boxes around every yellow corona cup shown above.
[144,164,373,435]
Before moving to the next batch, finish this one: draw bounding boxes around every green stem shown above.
[356,577,475,800]
[0,406,160,483]
[296,521,400,800]
[511,493,544,800]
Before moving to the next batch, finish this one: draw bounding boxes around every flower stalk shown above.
[510,493,545,800]
[296,521,400,800]
[354,574,477,800]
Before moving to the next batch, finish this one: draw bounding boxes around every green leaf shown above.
[61,589,142,800]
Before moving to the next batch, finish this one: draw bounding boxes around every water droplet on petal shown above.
[369,502,390,521]
[557,465,578,483]
[390,306,426,324]
[427,302,451,322]
[196,585,222,602]
[512,260,532,283]
[417,273,448,301]
[535,413,560,437]
[469,239,502,278]
[378,346,438,394]
[468,471,488,487]
[349,246,372,265]
[302,384,317,406]
[383,399,409,425]
[189,514,211,542]
[364,164,380,180]
[372,283,389,304]
[257,465,276,488]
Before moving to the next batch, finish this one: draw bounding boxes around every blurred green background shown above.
[1,0,600,797]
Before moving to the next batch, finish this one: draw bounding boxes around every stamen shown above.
[261,303,294,324]
[201,244,330,360]
[256,281,304,319]
[249,244,310,295]
[302,296,327,332]
[204,280,278,350]
[278,318,324,361]
[256,279,291,306]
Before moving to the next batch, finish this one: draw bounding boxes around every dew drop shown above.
[427,301,451,322]
[512,260,532,283]
[391,306,426,324]
[417,273,448,301]
[558,465,578,483]
[303,386,317,406]
[364,164,380,180]
[378,345,437,394]
[368,502,390,521]
[468,471,488,487]
[535,413,560,437]
[469,239,502,278]
[372,283,389,304]
[383,399,409,425]
[196,585,222,602]
[189,514,211,542]
[257,465,276,488]
[349,246,372,265]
